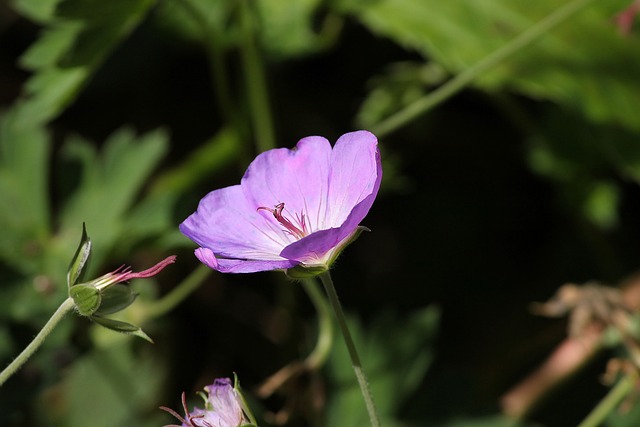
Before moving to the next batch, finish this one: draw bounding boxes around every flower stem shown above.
[318,271,380,427]
[143,264,211,319]
[371,0,599,137]
[239,0,276,152]
[577,372,637,427]
[302,278,334,369]
[177,0,235,125]
[0,297,75,387]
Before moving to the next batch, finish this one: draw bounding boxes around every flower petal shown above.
[324,130,382,229]
[241,136,332,233]
[180,185,286,260]
[194,248,219,269]
[196,247,297,273]
[281,131,382,261]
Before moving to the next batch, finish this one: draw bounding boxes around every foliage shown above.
[1,0,640,426]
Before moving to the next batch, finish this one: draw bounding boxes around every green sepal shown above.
[90,315,153,343]
[69,283,101,316]
[95,284,137,315]
[285,226,370,279]
[67,223,92,288]
[285,265,328,279]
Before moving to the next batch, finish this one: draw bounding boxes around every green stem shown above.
[239,0,276,152]
[178,0,235,124]
[301,278,334,369]
[143,264,211,319]
[0,297,75,387]
[577,372,637,427]
[318,271,380,427]
[371,0,599,137]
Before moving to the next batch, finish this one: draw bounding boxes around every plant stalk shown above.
[144,264,211,319]
[318,271,380,427]
[371,0,599,137]
[0,297,75,387]
[577,372,637,427]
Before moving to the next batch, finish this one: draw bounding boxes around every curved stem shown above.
[577,372,637,427]
[0,297,75,387]
[371,0,599,137]
[318,271,380,427]
[239,0,276,152]
[257,278,335,398]
[177,0,236,125]
[301,278,334,369]
[143,264,211,319]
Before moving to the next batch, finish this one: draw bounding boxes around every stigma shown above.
[258,202,308,240]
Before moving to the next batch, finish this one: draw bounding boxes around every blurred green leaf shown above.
[19,21,83,70]
[326,306,439,427]
[255,0,329,58]
[343,0,640,132]
[357,61,447,128]
[155,0,236,45]
[40,343,166,427]
[11,0,62,23]
[59,128,168,270]
[0,109,51,274]
[15,67,88,127]
[15,0,156,124]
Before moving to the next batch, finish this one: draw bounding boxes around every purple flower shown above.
[179,131,382,274]
[161,378,249,427]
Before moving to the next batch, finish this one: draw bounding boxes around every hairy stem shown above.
[319,271,380,427]
[371,0,599,137]
[0,297,75,387]
[302,278,334,369]
[239,0,276,152]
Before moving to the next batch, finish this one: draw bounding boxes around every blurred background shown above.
[1,0,640,426]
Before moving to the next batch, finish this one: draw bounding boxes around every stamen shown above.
[257,202,308,239]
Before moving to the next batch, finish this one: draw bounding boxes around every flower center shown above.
[257,202,308,240]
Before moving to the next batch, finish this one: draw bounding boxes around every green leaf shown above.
[58,128,168,271]
[256,0,329,58]
[69,284,101,316]
[67,223,92,288]
[357,61,447,128]
[43,342,167,427]
[344,0,640,132]
[95,284,137,315]
[90,315,153,343]
[15,67,88,127]
[12,0,62,23]
[0,108,51,273]
[19,21,84,70]
[154,0,235,45]
[15,0,156,124]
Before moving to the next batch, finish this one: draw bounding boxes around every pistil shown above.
[258,202,308,239]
